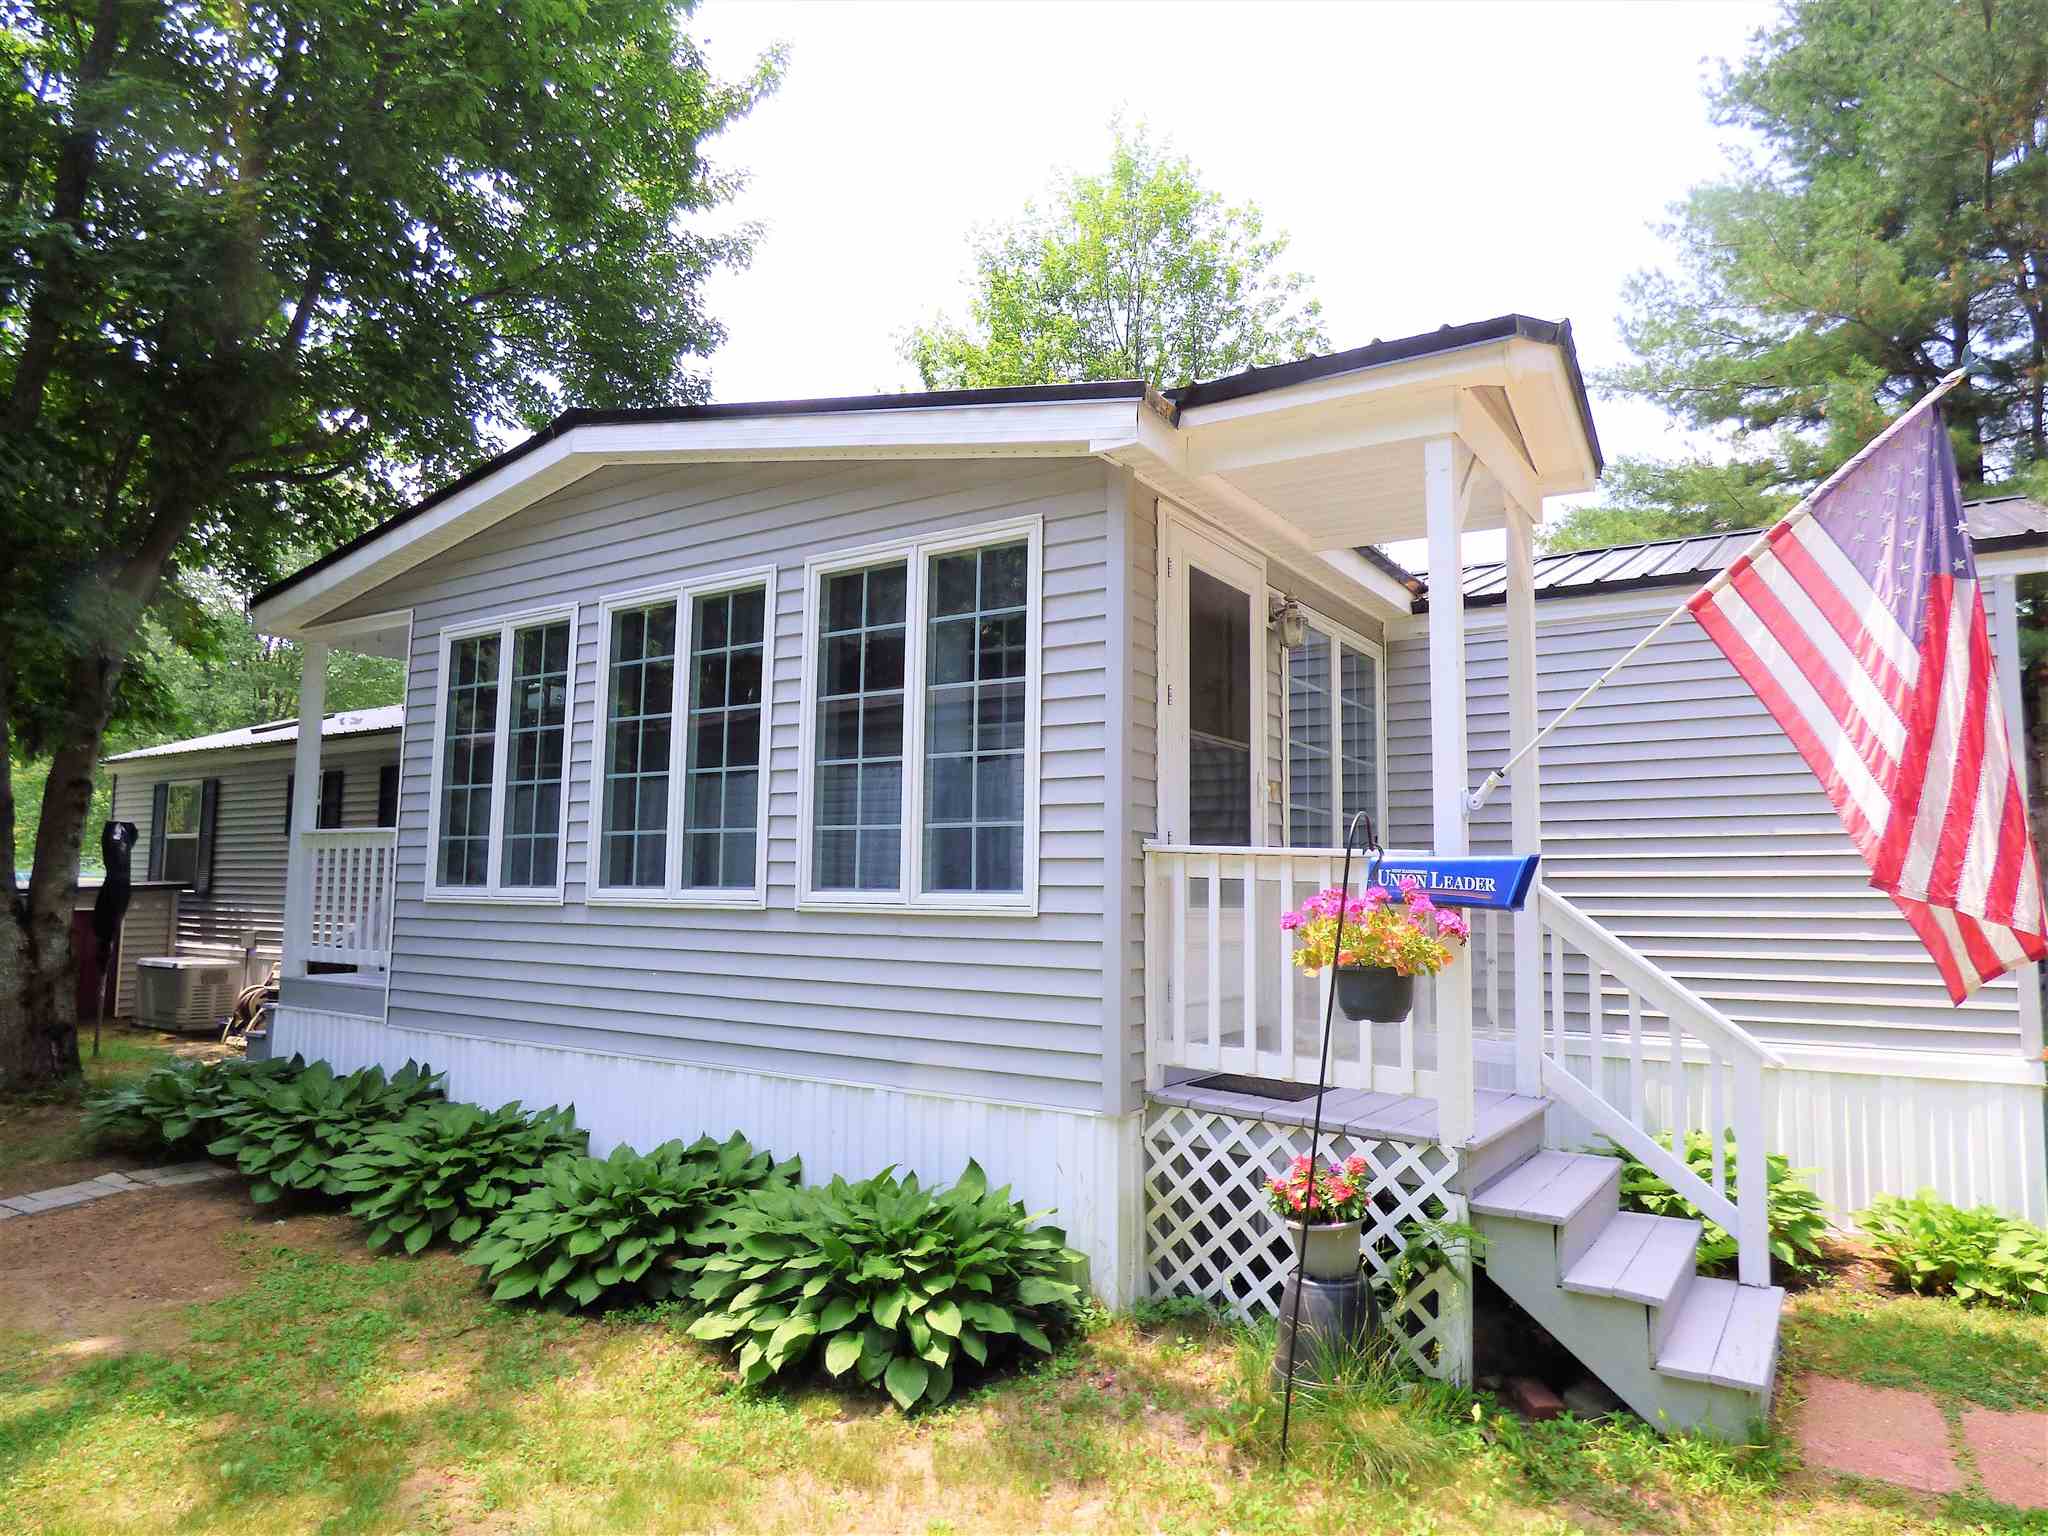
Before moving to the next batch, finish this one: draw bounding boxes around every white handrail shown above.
[1534,882,1777,1287]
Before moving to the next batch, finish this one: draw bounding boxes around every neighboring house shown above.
[236,313,2047,1435]
[101,708,404,1003]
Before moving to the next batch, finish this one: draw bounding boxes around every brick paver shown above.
[1795,1377,1961,1494]
[1960,1407,2048,1510]
[0,1162,235,1218]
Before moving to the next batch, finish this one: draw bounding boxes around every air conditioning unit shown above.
[135,956,242,1032]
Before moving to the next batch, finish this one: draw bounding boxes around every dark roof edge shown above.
[1356,544,1423,589]
[1165,313,1604,474]
[253,380,1151,610]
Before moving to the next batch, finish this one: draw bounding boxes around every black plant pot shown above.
[1335,965,1414,1023]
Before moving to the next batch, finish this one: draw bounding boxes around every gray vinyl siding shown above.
[1386,589,2027,1055]
[324,458,1116,1112]
[111,737,401,957]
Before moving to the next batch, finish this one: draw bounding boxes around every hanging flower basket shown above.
[1281,876,1468,1023]
[1334,964,1414,1024]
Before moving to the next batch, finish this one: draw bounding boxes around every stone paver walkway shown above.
[1795,1375,2048,1510]
[0,1162,236,1218]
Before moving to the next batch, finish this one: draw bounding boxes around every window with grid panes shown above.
[501,620,571,886]
[437,632,500,886]
[599,602,677,888]
[812,562,907,891]
[683,585,767,889]
[922,540,1028,892]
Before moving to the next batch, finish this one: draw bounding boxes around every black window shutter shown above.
[377,764,400,828]
[147,783,168,880]
[193,778,220,896]
[284,773,295,837]
[319,768,345,829]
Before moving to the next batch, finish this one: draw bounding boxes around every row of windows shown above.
[425,520,1044,911]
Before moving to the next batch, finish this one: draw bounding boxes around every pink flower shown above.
[1290,1153,1312,1174]
[1364,885,1390,907]
[1437,910,1469,941]
[1344,1154,1367,1177]
[1327,1176,1355,1202]
[1397,876,1422,896]
[1279,911,1302,931]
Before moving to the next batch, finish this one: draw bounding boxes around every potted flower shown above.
[1281,877,1468,1023]
[1265,1152,1372,1279]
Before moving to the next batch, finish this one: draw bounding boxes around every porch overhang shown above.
[1096,323,1601,606]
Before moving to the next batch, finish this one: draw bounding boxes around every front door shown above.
[1161,515,1262,847]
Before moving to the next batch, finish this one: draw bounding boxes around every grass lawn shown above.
[0,1028,222,1198]
[1,1047,2043,1535]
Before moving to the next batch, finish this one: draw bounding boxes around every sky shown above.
[687,0,1780,569]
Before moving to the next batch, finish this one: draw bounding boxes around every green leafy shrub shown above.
[330,1099,587,1254]
[84,1055,303,1153]
[686,1160,1084,1411]
[465,1133,796,1309]
[1860,1191,2048,1312]
[1600,1131,1829,1281]
[206,1060,444,1201]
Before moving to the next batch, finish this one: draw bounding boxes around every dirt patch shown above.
[0,1181,356,1342]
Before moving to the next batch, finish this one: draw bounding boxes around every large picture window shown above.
[428,607,577,899]
[800,520,1040,912]
[1284,612,1384,848]
[589,570,774,906]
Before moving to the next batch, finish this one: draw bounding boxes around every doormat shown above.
[1186,1073,1324,1103]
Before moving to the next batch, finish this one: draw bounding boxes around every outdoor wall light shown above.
[1269,595,1308,649]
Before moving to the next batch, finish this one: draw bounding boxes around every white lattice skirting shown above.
[1141,1104,1471,1380]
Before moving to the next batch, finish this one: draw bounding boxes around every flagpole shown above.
[1466,366,1972,815]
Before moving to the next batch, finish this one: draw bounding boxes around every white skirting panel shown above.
[1476,1037,2047,1225]
[271,1006,1146,1303]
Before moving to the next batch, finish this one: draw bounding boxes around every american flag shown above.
[1687,403,2047,1002]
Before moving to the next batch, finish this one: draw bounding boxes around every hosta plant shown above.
[1860,1191,2048,1312]
[465,1133,797,1309]
[85,1055,303,1153]
[330,1099,587,1255]
[206,1060,445,1202]
[686,1160,1085,1412]
[1601,1131,1829,1281]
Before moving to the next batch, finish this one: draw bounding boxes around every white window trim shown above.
[797,516,1042,916]
[424,602,580,904]
[1276,597,1388,849]
[161,779,203,880]
[584,566,777,910]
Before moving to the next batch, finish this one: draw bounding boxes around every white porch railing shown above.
[301,828,396,969]
[1141,847,1784,1288]
[1143,845,1455,1098]
[1534,884,1784,1287]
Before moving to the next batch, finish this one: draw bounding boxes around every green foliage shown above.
[465,1134,797,1311]
[1859,1191,2048,1313]
[83,1054,303,1153]
[1585,0,2048,543]
[902,119,1326,392]
[329,1099,587,1256]
[205,1060,444,1203]
[1375,1212,1486,1308]
[1601,1132,1830,1281]
[686,1160,1084,1412]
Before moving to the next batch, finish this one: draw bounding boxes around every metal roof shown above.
[1440,495,2048,610]
[104,704,404,763]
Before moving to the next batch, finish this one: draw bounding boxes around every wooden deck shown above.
[1146,1077,1547,1149]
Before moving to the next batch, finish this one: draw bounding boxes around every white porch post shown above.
[280,640,328,980]
[1425,437,1475,1148]
[1504,498,1545,1098]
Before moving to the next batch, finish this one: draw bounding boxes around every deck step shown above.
[1655,1277,1785,1394]
[1471,1149,1619,1225]
[1562,1213,1702,1306]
